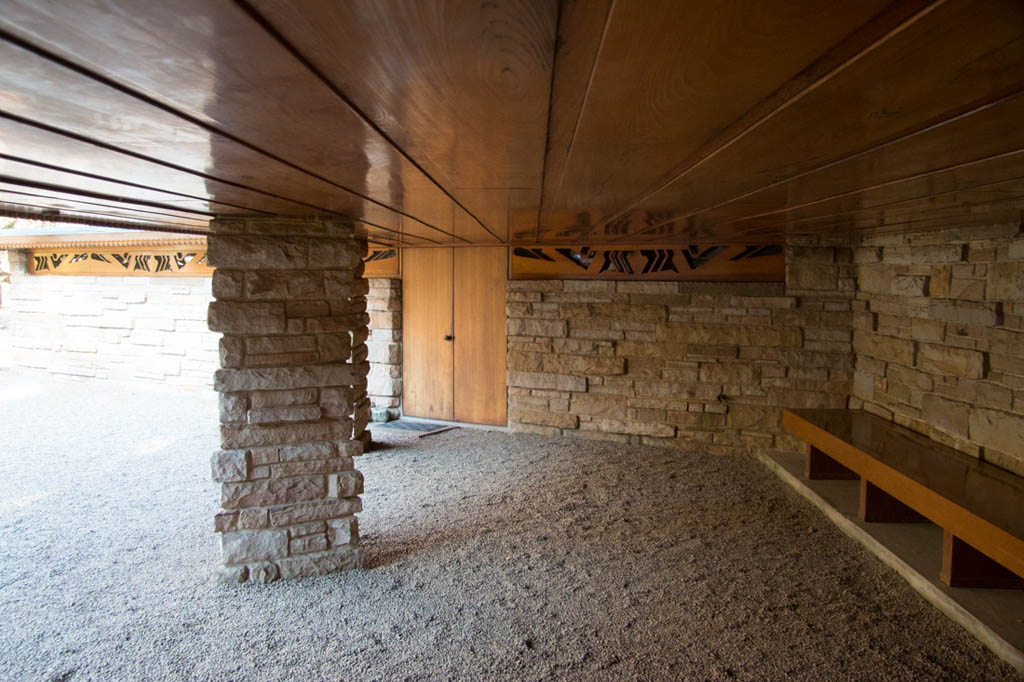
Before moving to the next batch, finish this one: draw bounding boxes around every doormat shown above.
[375,420,459,438]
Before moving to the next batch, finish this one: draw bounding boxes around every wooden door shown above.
[454,247,508,426]
[402,248,454,420]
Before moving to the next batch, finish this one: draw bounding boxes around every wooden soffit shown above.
[0,1,1021,248]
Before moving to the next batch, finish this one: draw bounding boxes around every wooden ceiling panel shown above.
[619,90,1024,244]
[539,0,896,234]
[0,182,215,226]
[600,0,1024,244]
[249,0,555,191]
[0,1,1021,246]
[0,114,322,218]
[0,197,208,231]
[0,0,500,239]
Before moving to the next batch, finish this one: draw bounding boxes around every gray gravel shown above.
[0,367,1018,681]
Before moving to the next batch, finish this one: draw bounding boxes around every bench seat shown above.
[783,408,1024,588]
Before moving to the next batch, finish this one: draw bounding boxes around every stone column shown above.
[367,278,402,421]
[206,217,370,583]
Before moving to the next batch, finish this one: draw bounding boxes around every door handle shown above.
[444,334,454,341]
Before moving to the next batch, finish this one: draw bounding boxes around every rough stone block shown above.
[272,457,354,479]
[969,408,1024,455]
[507,371,586,392]
[215,365,366,392]
[986,261,1024,301]
[211,449,250,483]
[328,517,359,547]
[787,265,837,291]
[221,529,288,564]
[277,547,363,579]
[910,318,944,342]
[269,498,363,526]
[290,534,328,555]
[852,331,915,366]
[926,300,1000,327]
[582,418,675,438]
[220,420,353,449]
[917,344,984,378]
[569,393,627,419]
[506,318,567,337]
[308,241,363,269]
[892,275,929,297]
[541,354,625,376]
[245,271,323,300]
[725,405,779,430]
[327,470,364,498]
[247,562,280,583]
[921,394,970,439]
[211,270,244,300]
[221,476,327,509]
[219,336,244,368]
[218,393,247,423]
[207,236,307,270]
[250,388,319,409]
[509,408,578,429]
[208,301,286,334]
[317,333,353,363]
[247,405,321,424]
[214,511,238,533]
[885,244,963,264]
[699,363,758,384]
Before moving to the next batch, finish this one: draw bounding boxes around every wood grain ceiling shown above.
[0,0,1021,246]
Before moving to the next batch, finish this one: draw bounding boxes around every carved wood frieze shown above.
[509,244,784,281]
[28,247,213,276]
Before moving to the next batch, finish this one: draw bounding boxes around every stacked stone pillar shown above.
[206,217,370,582]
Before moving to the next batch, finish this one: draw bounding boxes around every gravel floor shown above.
[0,367,1019,681]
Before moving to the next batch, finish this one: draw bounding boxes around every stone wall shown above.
[851,223,1024,476]
[2,250,402,400]
[207,219,369,582]
[4,250,217,387]
[506,246,855,454]
[366,278,402,418]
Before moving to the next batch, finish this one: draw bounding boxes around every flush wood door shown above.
[402,247,507,425]
[454,246,508,426]
[402,247,454,420]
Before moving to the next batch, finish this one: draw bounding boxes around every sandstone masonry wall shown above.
[5,250,217,387]
[207,219,369,582]
[851,223,1024,476]
[2,250,401,401]
[507,246,855,454]
[366,277,402,418]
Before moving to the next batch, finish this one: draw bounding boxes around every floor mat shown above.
[376,419,457,437]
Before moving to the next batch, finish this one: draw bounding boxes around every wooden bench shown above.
[783,408,1024,589]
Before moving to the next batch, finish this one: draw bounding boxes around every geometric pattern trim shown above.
[28,247,213,276]
[510,244,784,281]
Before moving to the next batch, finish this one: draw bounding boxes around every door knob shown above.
[444,334,454,341]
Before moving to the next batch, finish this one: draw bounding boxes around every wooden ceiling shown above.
[0,0,1022,247]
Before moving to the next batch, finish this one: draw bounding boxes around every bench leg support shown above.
[940,531,1024,589]
[805,445,859,480]
[858,480,928,523]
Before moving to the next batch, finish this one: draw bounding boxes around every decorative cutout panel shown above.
[363,249,399,278]
[510,245,784,281]
[28,247,212,276]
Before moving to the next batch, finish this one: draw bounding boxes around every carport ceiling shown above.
[1,0,1023,247]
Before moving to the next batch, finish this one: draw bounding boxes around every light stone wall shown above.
[5,250,217,387]
[208,219,369,582]
[367,277,402,418]
[850,223,1024,476]
[3,248,401,400]
[506,246,854,455]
